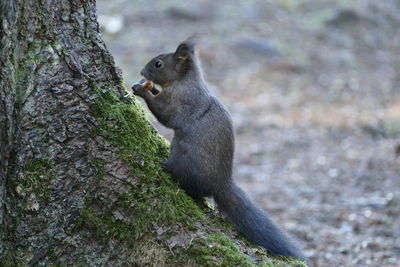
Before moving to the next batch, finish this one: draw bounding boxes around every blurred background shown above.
[96,0,400,266]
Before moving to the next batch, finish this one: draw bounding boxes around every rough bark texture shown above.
[0,1,304,266]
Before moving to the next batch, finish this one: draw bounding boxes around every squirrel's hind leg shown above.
[164,156,213,199]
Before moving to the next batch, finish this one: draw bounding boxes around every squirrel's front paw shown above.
[131,84,147,98]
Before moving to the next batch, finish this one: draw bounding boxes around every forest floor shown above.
[97,0,400,266]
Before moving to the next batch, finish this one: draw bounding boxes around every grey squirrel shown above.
[131,40,305,262]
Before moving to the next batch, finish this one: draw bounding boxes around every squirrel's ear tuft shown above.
[174,36,198,72]
[174,41,195,61]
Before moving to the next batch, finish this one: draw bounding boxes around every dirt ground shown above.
[96,0,400,266]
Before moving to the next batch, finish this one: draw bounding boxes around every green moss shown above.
[91,158,106,185]
[73,199,136,243]
[20,158,53,204]
[186,233,254,266]
[47,248,66,267]
[184,232,306,267]
[0,242,19,267]
[213,217,307,267]
[87,83,204,239]
[14,67,27,102]
[269,256,308,267]
[13,40,47,103]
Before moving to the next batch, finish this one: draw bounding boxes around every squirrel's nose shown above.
[140,69,145,77]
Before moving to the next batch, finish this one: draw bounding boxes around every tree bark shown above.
[0,1,304,266]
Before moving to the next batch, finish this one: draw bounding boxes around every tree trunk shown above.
[0,1,304,266]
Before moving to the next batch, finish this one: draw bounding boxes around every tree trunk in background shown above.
[0,1,303,266]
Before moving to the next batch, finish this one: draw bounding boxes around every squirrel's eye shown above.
[154,60,163,69]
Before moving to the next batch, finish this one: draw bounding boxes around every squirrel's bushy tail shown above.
[214,182,305,261]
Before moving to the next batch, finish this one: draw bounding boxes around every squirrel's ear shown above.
[174,42,194,61]
[174,39,196,71]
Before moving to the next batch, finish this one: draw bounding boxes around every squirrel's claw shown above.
[131,84,147,97]
[124,91,133,98]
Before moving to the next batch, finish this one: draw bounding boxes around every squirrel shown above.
[131,40,305,262]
